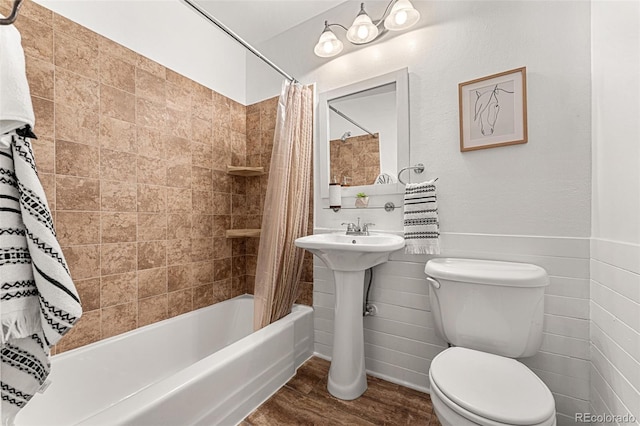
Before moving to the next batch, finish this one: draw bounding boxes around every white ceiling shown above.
[195,1,346,45]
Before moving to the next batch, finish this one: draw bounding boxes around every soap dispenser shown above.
[329,175,341,209]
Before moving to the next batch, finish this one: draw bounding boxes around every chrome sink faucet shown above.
[341,218,375,236]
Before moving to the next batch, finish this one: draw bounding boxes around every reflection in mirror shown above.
[328,82,397,187]
[319,68,409,200]
[329,132,380,187]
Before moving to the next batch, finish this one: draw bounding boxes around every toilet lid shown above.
[430,347,555,425]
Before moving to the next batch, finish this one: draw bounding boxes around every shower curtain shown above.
[253,81,313,330]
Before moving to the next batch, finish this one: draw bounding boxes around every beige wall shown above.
[2,0,312,354]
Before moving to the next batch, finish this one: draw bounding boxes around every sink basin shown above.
[295,232,405,400]
[295,232,405,271]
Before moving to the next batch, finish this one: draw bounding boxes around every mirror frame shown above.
[318,68,409,200]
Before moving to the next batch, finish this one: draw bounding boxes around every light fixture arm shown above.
[378,0,398,24]
[324,21,349,33]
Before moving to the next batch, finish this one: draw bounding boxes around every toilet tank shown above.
[425,258,549,358]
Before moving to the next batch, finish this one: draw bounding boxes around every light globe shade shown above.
[384,0,420,31]
[314,28,343,57]
[346,9,378,44]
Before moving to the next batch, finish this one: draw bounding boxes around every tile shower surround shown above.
[330,133,380,187]
[2,0,313,355]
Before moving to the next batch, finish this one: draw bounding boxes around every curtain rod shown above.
[181,0,297,83]
[329,105,377,138]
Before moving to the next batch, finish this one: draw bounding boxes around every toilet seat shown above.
[430,347,556,426]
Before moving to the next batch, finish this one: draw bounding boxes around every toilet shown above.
[425,258,557,426]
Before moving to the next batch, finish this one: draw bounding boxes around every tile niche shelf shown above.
[225,166,264,238]
[225,229,261,238]
[226,165,265,177]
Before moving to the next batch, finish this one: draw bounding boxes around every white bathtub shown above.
[16,295,314,426]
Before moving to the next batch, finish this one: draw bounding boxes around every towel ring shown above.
[0,0,24,25]
[0,0,22,25]
[397,163,425,185]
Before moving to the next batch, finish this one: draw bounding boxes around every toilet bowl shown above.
[429,347,556,426]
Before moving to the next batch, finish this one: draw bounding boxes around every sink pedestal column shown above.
[328,269,367,400]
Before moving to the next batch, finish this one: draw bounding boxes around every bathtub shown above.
[16,295,314,426]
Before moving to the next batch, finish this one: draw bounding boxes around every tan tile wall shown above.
[0,0,251,353]
[244,99,314,306]
[330,133,380,187]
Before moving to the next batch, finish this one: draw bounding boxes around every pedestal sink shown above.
[294,232,405,400]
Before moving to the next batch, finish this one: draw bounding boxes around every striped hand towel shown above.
[403,179,440,255]
[1,133,82,424]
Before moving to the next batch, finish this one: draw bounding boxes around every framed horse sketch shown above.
[458,67,527,152]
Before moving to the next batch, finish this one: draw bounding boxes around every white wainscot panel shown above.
[590,301,640,363]
[312,291,334,309]
[531,368,590,401]
[521,351,591,380]
[540,333,590,360]
[590,258,640,303]
[368,287,429,311]
[364,343,430,377]
[591,239,640,275]
[363,329,444,360]
[543,314,590,340]
[314,330,333,348]
[313,306,333,322]
[368,301,432,327]
[364,316,445,346]
[546,276,590,299]
[364,357,430,393]
[442,233,590,259]
[590,281,640,333]
[545,295,590,319]
[590,344,640,421]
[374,260,428,279]
[590,323,640,393]
[552,393,591,422]
[590,363,640,424]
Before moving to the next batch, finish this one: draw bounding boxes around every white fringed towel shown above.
[1,134,82,425]
[403,179,440,255]
[1,21,80,424]
[0,21,35,142]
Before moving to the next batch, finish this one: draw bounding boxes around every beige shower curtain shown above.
[253,81,313,330]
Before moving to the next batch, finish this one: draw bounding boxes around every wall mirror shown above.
[318,68,409,200]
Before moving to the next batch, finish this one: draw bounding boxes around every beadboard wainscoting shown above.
[589,239,640,426]
[313,232,591,426]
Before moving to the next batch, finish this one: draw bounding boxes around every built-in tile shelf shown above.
[226,229,261,238]
[226,166,265,176]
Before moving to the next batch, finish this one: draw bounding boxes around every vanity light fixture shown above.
[314,0,420,58]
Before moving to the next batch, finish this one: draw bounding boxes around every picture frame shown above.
[459,67,527,152]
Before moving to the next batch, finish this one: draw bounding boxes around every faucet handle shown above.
[362,223,375,234]
[341,222,356,232]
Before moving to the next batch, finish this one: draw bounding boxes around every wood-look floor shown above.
[243,357,442,425]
